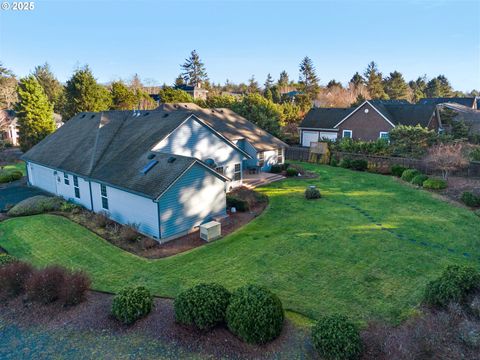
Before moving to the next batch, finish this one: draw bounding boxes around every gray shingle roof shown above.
[369,100,436,127]
[159,103,288,151]
[299,108,354,129]
[417,97,478,108]
[22,109,226,199]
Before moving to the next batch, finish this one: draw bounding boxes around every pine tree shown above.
[15,76,55,152]
[384,71,410,100]
[425,75,453,97]
[349,72,365,89]
[326,80,342,89]
[299,56,319,99]
[174,74,185,87]
[33,63,64,112]
[181,50,208,86]
[278,70,289,91]
[264,73,274,100]
[62,66,112,119]
[409,76,427,102]
[247,75,260,94]
[0,62,18,108]
[110,81,138,110]
[364,61,388,100]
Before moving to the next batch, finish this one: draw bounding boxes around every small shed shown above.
[200,221,221,242]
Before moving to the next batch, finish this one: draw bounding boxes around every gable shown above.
[335,102,395,129]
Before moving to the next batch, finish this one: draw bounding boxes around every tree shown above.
[63,66,112,119]
[389,125,438,158]
[278,71,289,91]
[409,76,427,102]
[204,94,238,108]
[15,76,55,151]
[349,72,365,89]
[383,71,410,100]
[0,62,18,109]
[174,74,185,87]
[270,85,281,103]
[181,50,208,86]
[110,81,138,110]
[426,75,453,97]
[351,94,366,107]
[33,63,64,112]
[128,74,156,110]
[299,56,320,99]
[425,142,469,179]
[364,61,388,100]
[158,86,193,103]
[247,75,260,94]
[326,80,342,89]
[263,73,274,100]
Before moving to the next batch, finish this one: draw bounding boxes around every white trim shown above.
[342,130,353,138]
[299,127,340,132]
[379,131,389,139]
[333,100,396,128]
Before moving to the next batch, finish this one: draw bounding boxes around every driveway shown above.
[0,183,47,211]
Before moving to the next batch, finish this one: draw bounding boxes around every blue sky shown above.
[1,0,479,91]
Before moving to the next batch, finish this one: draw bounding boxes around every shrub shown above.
[423,178,448,190]
[8,196,64,217]
[0,261,34,298]
[476,209,480,218]
[329,157,338,167]
[60,270,91,306]
[391,165,407,177]
[174,283,231,330]
[270,164,283,174]
[286,167,298,177]
[26,266,66,304]
[411,174,429,186]
[111,286,153,325]
[118,224,140,242]
[226,195,249,212]
[311,314,362,360]
[350,159,368,171]
[401,169,420,182]
[92,212,111,228]
[339,158,352,169]
[0,253,17,267]
[226,284,284,344]
[424,265,480,308]
[0,170,23,183]
[305,187,321,200]
[289,164,305,175]
[461,192,480,208]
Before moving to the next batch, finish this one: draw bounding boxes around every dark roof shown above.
[417,97,478,108]
[159,103,288,151]
[300,108,354,129]
[373,103,436,127]
[22,110,227,199]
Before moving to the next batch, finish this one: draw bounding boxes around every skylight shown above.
[141,160,158,174]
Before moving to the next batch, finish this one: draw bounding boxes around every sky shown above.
[0,0,479,91]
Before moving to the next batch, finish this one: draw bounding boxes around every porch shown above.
[242,171,285,189]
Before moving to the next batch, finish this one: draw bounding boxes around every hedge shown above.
[423,178,447,190]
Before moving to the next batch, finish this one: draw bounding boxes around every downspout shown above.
[157,200,161,240]
[25,162,30,186]
[88,181,94,211]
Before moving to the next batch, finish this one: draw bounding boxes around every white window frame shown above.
[233,163,241,181]
[73,175,80,198]
[63,172,70,185]
[379,132,389,140]
[277,148,284,164]
[215,166,224,175]
[258,152,265,167]
[100,184,109,210]
[342,130,353,138]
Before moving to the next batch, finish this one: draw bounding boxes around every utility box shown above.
[200,221,221,242]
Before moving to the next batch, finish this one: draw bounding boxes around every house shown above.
[159,103,288,172]
[22,106,284,242]
[0,110,63,146]
[175,83,209,101]
[299,99,441,146]
[417,97,479,110]
[435,102,480,135]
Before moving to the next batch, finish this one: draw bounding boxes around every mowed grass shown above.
[3,161,26,176]
[1,163,479,324]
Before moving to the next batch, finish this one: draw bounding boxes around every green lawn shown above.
[2,161,26,176]
[1,163,479,324]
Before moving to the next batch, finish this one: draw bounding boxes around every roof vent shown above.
[90,114,95,119]
[147,153,156,160]
[163,113,169,118]
[167,156,176,163]
[81,114,86,118]
[141,160,158,174]
[211,110,215,113]
[143,112,150,116]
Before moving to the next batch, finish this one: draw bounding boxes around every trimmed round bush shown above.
[0,170,23,183]
[0,253,17,267]
[400,169,420,182]
[311,314,362,360]
[226,284,284,344]
[111,286,153,324]
[174,283,231,330]
[350,159,368,171]
[391,165,407,177]
[424,265,480,308]
[226,195,249,212]
[411,174,429,186]
[286,168,298,177]
[423,178,447,190]
[305,187,321,200]
[60,270,91,306]
[0,261,34,298]
[26,265,66,304]
[8,196,64,217]
[339,158,352,169]
[461,191,480,208]
[270,164,283,174]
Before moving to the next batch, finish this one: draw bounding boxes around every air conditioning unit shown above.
[200,221,221,242]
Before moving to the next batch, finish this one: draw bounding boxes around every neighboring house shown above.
[22,109,258,242]
[176,83,209,101]
[159,103,288,172]
[417,97,479,110]
[436,102,480,135]
[0,110,63,146]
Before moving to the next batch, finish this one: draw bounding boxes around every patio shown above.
[242,171,285,189]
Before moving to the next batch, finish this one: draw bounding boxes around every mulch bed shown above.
[0,291,309,359]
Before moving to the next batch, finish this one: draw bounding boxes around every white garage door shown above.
[30,163,57,195]
[319,132,338,141]
[302,131,319,147]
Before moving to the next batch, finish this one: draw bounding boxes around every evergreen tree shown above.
[425,75,453,97]
[351,94,366,107]
[158,86,193,103]
[181,50,208,86]
[63,66,112,119]
[174,74,185,87]
[349,72,365,89]
[271,85,281,103]
[247,75,260,94]
[409,76,427,102]
[326,80,342,89]
[264,73,274,100]
[364,61,388,100]
[33,63,64,112]
[384,71,410,100]
[277,70,290,92]
[15,76,55,152]
[299,56,320,99]
[110,81,138,110]
[0,62,18,108]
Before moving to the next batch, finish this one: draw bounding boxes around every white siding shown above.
[55,173,92,209]
[91,182,160,239]
[301,130,319,147]
[28,162,57,194]
[159,163,226,240]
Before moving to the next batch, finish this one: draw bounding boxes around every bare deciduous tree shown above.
[425,142,470,179]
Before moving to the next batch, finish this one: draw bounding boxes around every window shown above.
[233,163,241,181]
[342,130,352,138]
[100,184,109,210]
[73,175,80,198]
[379,132,389,140]
[63,172,69,185]
[215,166,224,175]
[258,152,264,167]
[277,148,284,164]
